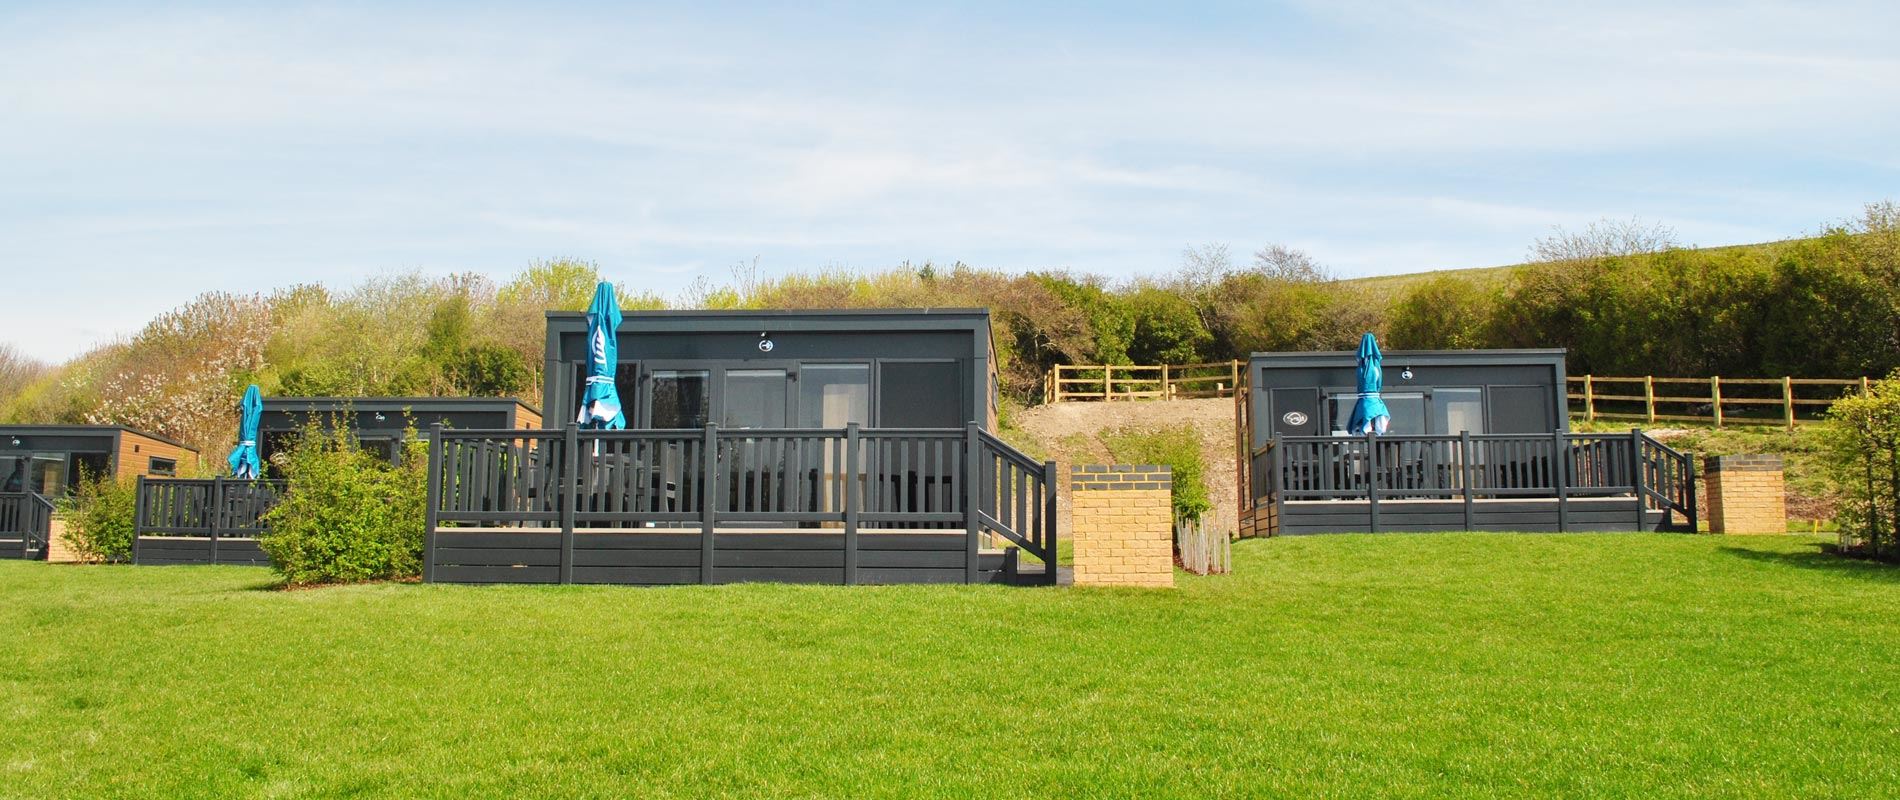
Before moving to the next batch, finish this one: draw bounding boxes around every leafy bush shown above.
[1821,375,1900,559]
[260,423,428,585]
[1102,424,1212,521]
[60,471,139,563]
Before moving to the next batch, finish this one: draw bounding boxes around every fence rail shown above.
[0,492,54,560]
[1045,361,1245,403]
[1571,374,1870,428]
[425,423,1059,585]
[1248,430,1697,533]
[133,478,286,566]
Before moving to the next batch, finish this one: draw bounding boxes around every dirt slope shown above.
[1010,398,1242,536]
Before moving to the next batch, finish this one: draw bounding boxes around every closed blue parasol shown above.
[577,281,626,429]
[227,384,263,479]
[1346,333,1390,435]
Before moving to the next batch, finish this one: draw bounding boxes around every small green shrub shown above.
[60,471,139,563]
[260,423,428,585]
[1102,424,1211,521]
[1822,374,1900,559]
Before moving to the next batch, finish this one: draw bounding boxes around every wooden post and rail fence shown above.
[1044,361,1245,403]
[1046,362,1872,429]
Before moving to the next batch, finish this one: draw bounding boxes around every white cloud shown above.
[0,1,1896,360]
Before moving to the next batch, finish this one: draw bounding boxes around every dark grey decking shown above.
[133,477,283,566]
[1250,430,1696,534]
[424,423,1059,586]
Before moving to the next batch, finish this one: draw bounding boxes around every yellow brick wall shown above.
[1069,465,1175,588]
[1705,455,1787,534]
[45,517,80,563]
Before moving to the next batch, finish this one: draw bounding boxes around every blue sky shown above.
[3,1,1897,362]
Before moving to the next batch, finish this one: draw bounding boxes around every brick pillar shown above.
[45,516,80,563]
[1069,464,1175,588]
[1705,455,1786,534]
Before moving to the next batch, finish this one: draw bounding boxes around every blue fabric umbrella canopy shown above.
[1346,333,1391,435]
[227,384,263,479]
[577,282,627,430]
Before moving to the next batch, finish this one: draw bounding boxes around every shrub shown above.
[1821,375,1900,559]
[1102,424,1212,521]
[60,471,139,563]
[260,423,428,585]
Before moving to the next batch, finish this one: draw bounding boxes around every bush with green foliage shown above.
[59,471,139,563]
[1821,374,1900,559]
[1102,424,1212,521]
[260,423,429,585]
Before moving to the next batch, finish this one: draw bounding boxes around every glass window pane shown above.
[28,454,67,495]
[1434,388,1485,434]
[651,370,710,429]
[878,362,963,428]
[1327,392,1424,434]
[723,369,788,429]
[571,362,638,425]
[1,456,25,492]
[798,364,870,428]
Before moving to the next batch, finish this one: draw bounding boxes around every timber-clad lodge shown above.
[3,307,1695,582]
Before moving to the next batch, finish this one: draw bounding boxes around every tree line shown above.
[2,202,1895,458]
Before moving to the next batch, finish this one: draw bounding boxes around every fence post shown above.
[209,475,223,564]
[1231,359,1241,395]
[1584,375,1596,422]
[1269,433,1285,537]
[1710,376,1723,428]
[1783,376,1796,429]
[560,424,578,584]
[1631,428,1646,531]
[1862,376,1872,396]
[843,422,860,586]
[423,423,442,583]
[1103,364,1114,400]
[1162,363,1172,400]
[1552,430,1569,533]
[1460,430,1475,531]
[1644,376,1656,424]
[701,423,718,585]
[1365,432,1380,533]
[1044,367,1054,404]
[1042,459,1059,584]
[964,422,982,583]
[132,475,147,565]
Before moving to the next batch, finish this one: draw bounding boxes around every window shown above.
[1328,392,1424,434]
[798,364,870,428]
[878,362,963,427]
[148,457,177,477]
[1433,388,1485,435]
[723,369,789,429]
[570,362,638,425]
[650,370,711,429]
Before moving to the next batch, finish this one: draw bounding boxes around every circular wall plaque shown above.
[758,339,775,352]
[1282,411,1309,426]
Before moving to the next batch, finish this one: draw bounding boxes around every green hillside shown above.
[1343,236,1811,299]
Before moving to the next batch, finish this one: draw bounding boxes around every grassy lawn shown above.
[5,534,1899,798]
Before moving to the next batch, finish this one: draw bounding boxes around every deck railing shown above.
[133,477,286,565]
[1250,430,1696,529]
[426,423,1058,584]
[0,492,54,559]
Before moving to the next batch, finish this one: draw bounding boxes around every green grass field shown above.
[5,534,1898,798]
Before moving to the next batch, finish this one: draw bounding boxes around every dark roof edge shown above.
[263,397,542,414]
[0,424,200,453]
[1250,348,1567,360]
[544,307,992,320]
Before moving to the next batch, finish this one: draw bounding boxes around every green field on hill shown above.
[5,533,1897,797]
[1341,236,1806,298]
